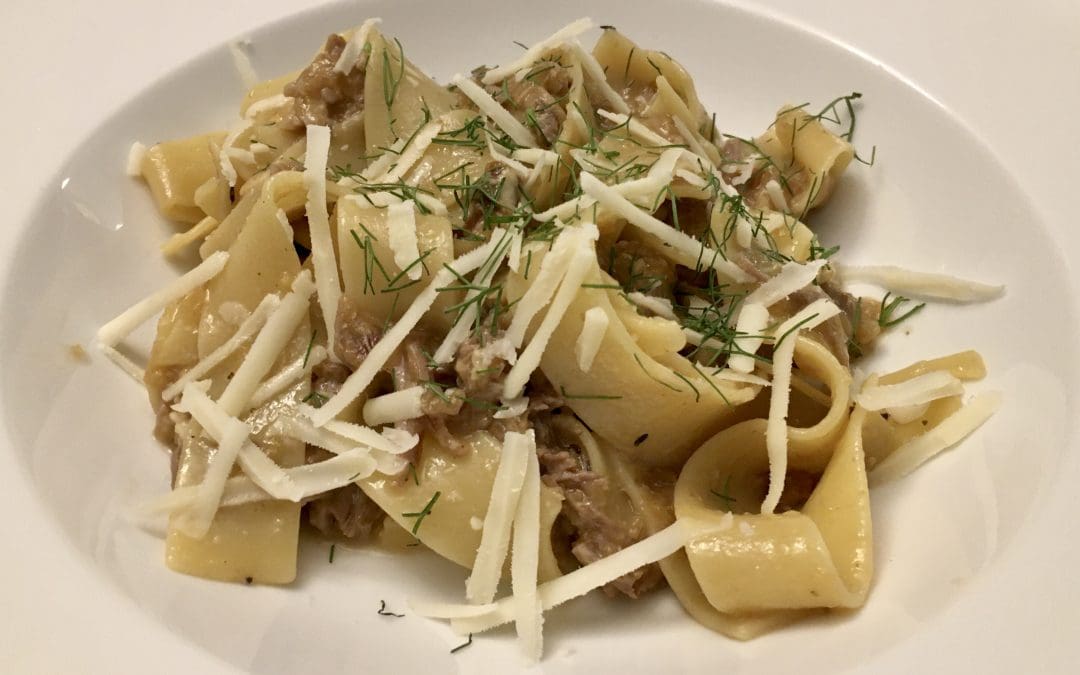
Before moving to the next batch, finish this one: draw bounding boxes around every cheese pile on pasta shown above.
[102,17,1003,659]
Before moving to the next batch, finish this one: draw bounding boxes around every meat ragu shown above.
[120,17,1001,659]
[281,34,367,130]
[535,414,664,598]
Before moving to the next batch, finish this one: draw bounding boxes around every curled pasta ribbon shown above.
[783,337,855,472]
[674,406,873,613]
[756,106,854,215]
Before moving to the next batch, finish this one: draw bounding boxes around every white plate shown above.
[2,1,1078,673]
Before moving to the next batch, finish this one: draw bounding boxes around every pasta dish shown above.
[99,17,1003,659]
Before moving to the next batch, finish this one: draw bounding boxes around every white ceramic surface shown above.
[2,0,1078,673]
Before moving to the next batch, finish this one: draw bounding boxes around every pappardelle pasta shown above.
[102,17,1003,659]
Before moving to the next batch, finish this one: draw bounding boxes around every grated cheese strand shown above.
[503,224,599,399]
[574,307,609,372]
[216,271,315,416]
[126,142,147,177]
[745,259,827,307]
[161,293,281,402]
[761,335,798,516]
[236,443,303,502]
[97,250,229,347]
[376,121,441,183]
[244,93,292,119]
[228,41,259,90]
[218,120,253,187]
[434,519,713,635]
[333,18,382,73]
[760,299,841,514]
[856,370,965,411]
[726,302,770,374]
[451,75,537,148]
[432,229,515,363]
[466,430,531,604]
[362,386,426,426]
[247,345,327,409]
[160,215,221,258]
[481,18,594,84]
[387,201,423,280]
[304,124,342,359]
[836,264,1005,302]
[511,441,543,661]
[153,447,378,513]
[626,292,677,320]
[309,230,508,426]
[595,109,672,148]
[579,172,751,283]
[172,383,252,537]
[100,345,146,383]
[568,41,629,114]
[505,226,577,348]
[870,391,1002,486]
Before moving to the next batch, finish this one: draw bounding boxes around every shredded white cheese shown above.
[161,293,281,402]
[579,172,751,283]
[569,40,629,114]
[376,121,441,183]
[511,444,543,661]
[148,446,378,515]
[358,137,408,181]
[503,225,599,399]
[836,264,1005,302]
[310,230,509,426]
[451,75,537,148]
[126,142,146,177]
[228,40,259,90]
[494,396,529,420]
[856,371,965,411]
[725,302,770,374]
[433,230,515,364]
[216,271,316,416]
[97,250,229,348]
[362,386,426,426]
[884,401,931,425]
[760,298,841,515]
[481,18,594,84]
[671,116,712,166]
[283,410,417,457]
[235,443,302,502]
[100,345,146,383]
[386,201,423,280]
[764,179,789,213]
[248,345,327,409]
[675,168,707,188]
[507,230,524,273]
[160,215,220,258]
[218,120,253,187]
[870,391,1002,486]
[304,125,342,360]
[595,109,672,148]
[427,519,715,636]
[333,18,382,73]
[244,93,293,119]
[172,383,253,537]
[625,292,677,320]
[746,260,827,307]
[575,307,609,372]
[466,430,532,604]
[506,226,577,348]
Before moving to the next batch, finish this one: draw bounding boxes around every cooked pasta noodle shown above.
[104,16,1003,660]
